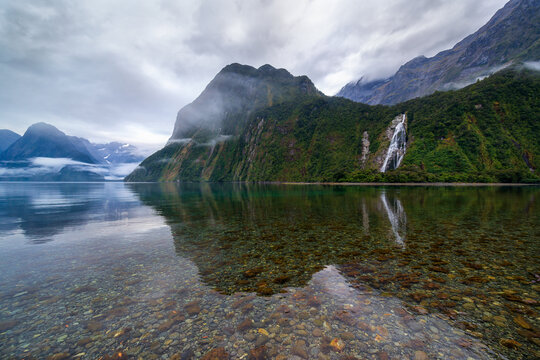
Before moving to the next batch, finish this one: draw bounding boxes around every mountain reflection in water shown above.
[130,183,411,295]
[129,183,540,358]
[0,183,145,243]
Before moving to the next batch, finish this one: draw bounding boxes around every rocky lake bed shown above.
[0,183,538,359]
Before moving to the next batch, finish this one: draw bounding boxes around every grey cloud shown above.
[0,0,508,152]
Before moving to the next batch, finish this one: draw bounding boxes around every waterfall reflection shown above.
[130,183,411,295]
[380,191,407,247]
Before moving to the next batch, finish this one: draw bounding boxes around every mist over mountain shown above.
[169,63,321,141]
[127,63,321,181]
[0,123,145,181]
[337,0,540,104]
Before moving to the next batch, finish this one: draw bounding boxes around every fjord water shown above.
[0,183,538,359]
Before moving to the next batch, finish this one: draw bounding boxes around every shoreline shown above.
[269,181,538,186]
[1,180,537,186]
[120,180,538,186]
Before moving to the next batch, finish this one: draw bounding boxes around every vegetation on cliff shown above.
[126,67,539,183]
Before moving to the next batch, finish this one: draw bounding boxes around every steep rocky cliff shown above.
[127,65,539,183]
[126,64,322,181]
[337,0,540,104]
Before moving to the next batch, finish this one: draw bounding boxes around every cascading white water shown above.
[380,114,407,172]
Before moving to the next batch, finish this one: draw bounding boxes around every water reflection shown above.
[0,183,537,359]
[379,191,407,247]
[129,183,540,358]
[130,183,412,295]
[309,265,494,359]
[0,183,143,243]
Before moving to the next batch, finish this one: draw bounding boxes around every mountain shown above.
[127,64,540,183]
[0,123,145,181]
[126,63,321,181]
[337,0,540,104]
[68,137,144,165]
[88,142,143,164]
[169,63,321,141]
[0,130,21,152]
[1,123,99,164]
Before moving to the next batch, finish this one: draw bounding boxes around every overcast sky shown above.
[0,0,508,154]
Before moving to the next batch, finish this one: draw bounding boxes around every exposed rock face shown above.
[338,77,389,104]
[360,131,370,167]
[337,0,540,104]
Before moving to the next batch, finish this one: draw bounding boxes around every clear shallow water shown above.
[0,183,538,360]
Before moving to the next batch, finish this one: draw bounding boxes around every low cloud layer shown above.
[0,0,507,152]
[0,157,139,180]
[524,61,540,71]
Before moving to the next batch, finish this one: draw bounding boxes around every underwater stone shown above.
[46,353,70,360]
[0,320,19,331]
[330,338,345,352]
[513,315,532,330]
[499,338,522,349]
[248,345,268,360]
[184,301,201,316]
[291,340,309,359]
[238,319,254,332]
[201,347,229,360]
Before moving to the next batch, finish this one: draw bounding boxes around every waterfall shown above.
[380,114,407,172]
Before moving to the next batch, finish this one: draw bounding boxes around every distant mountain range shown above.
[337,0,540,104]
[2,123,99,164]
[0,123,145,181]
[3,0,539,183]
[126,62,539,183]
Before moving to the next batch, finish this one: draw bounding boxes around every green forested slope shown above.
[390,68,539,182]
[126,67,539,183]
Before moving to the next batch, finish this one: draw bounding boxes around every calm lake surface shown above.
[0,183,538,360]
